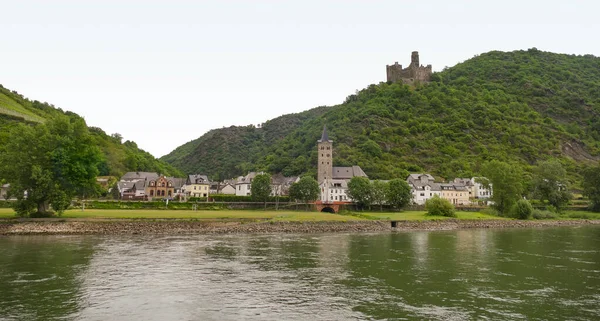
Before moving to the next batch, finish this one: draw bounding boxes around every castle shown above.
[386,51,432,84]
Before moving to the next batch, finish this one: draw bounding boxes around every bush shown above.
[481,208,501,217]
[532,209,558,219]
[512,199,533,220]
[425,195,456,217]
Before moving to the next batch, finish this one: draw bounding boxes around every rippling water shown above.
[0,226,599,320]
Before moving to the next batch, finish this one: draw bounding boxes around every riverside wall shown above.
[0,219,599,235]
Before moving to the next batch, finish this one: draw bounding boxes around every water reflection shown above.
[0,227,598,320]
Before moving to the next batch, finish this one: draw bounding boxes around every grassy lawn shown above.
[357,211,508,221]
[0,208,362,221]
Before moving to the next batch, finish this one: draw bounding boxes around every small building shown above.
[319,178,351,202]
[145,176,176,200]
[440,183,470,206]
[1,184,10,200]
[235,172,260,196]
[407,173,442,205]
[184,174,210,198]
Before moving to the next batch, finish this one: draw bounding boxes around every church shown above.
[317,125,368,203]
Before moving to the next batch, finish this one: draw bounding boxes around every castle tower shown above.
[317,125,333,183]
[411,51,420,67]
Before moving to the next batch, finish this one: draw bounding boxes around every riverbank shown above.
[1,219,598,235]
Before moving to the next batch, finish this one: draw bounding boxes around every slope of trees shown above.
[0,85,182,177]
[161,49,600,186]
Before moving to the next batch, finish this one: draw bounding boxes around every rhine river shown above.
[0,226,598,320]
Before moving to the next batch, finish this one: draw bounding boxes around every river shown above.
[0,226,598,320]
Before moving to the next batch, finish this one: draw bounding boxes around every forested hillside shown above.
[161,49,600,184]
[0,85,182,177]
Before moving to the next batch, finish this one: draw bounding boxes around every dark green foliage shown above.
[347,177,373,209]
[386,179,412,210]
[371,180,388,210]
[161,49,600,184]
[512,199,533,220]
[289,176,320,206]
[532,209,559,219]
[0,84,182,178]
[0,116,101,216]
[582,164,600,212]
[480,160,524,215]
[531,159,572,210]
[425,195,456,217]
[251,173,272,205]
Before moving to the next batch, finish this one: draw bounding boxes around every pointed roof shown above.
[318,125,332,143]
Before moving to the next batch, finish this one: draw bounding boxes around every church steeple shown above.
[317,125,333,183]
[318,125,332,143]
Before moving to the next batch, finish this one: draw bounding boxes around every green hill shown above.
[0,85,182,177]
[161,49,600,184]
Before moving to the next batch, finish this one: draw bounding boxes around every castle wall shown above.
[386,52,432,84]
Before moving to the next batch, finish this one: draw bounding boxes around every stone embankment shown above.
[0,219,599,235]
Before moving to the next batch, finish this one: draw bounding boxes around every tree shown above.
[512,199,533,219]
[386,179,412,210]
[371,180,388,211]
[110,182,121,200]
[425,195,456,217]
[480,160,524,215]
[251,173,272,209]
[0,116,101,216]
[288,176,320,210]
[582,165,600,212]
[347,177,373,210]
[531,159,571,211]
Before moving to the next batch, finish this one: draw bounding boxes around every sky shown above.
[1,0,599,157]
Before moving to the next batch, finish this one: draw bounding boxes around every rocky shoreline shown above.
[0,219,599,235]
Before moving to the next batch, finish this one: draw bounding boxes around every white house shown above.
[471,177,493,201]
[235,172,260,196]
[406,173,442,205]
[319,178,352,202]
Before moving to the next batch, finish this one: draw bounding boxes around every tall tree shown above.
[371,180,388,211]
[582,164,600,212]
[347,177,373,210]
[386,179,412,210]
[531,159,571,210]
[0,116,101,216]
[288,176,320,210]
[251,173,272,209]
[480,160,524,215]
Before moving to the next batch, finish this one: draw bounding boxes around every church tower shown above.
[317,125,333,183]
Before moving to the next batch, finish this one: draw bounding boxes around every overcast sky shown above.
[2,0,598,157]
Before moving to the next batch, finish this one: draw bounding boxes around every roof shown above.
[320,179,348,188]
[237,172,262,184]
[271,173,299,185]
[187,174,209,185]
[409,180,441,191]
[120,172,159,181]
[407,173,435,182]
[169,177,187,189]
[440,183,468,191]
[332,166,368,180]
[317,125,332,143]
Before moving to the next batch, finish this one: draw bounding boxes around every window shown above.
[326,154,330,157]
[420,193,425,196]
[194,186,197,190]
[150,190,154,196]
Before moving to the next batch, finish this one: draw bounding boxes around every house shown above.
[407,174,442,205]
[316,125,368,202]
[145,175,176,200]
[117,172,159,200]
[184,174,210,198]
[235,172,260,196]
[210,181,236,195]
[471,177,493,200]
[440,183,470,205]
[271,173,299,196]
[319,178,351,202]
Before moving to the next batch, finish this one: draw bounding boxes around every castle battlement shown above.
[386,51,432,84]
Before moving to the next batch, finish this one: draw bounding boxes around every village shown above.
[112,125,492,208]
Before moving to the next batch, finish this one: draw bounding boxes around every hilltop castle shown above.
[386,51,432,84]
